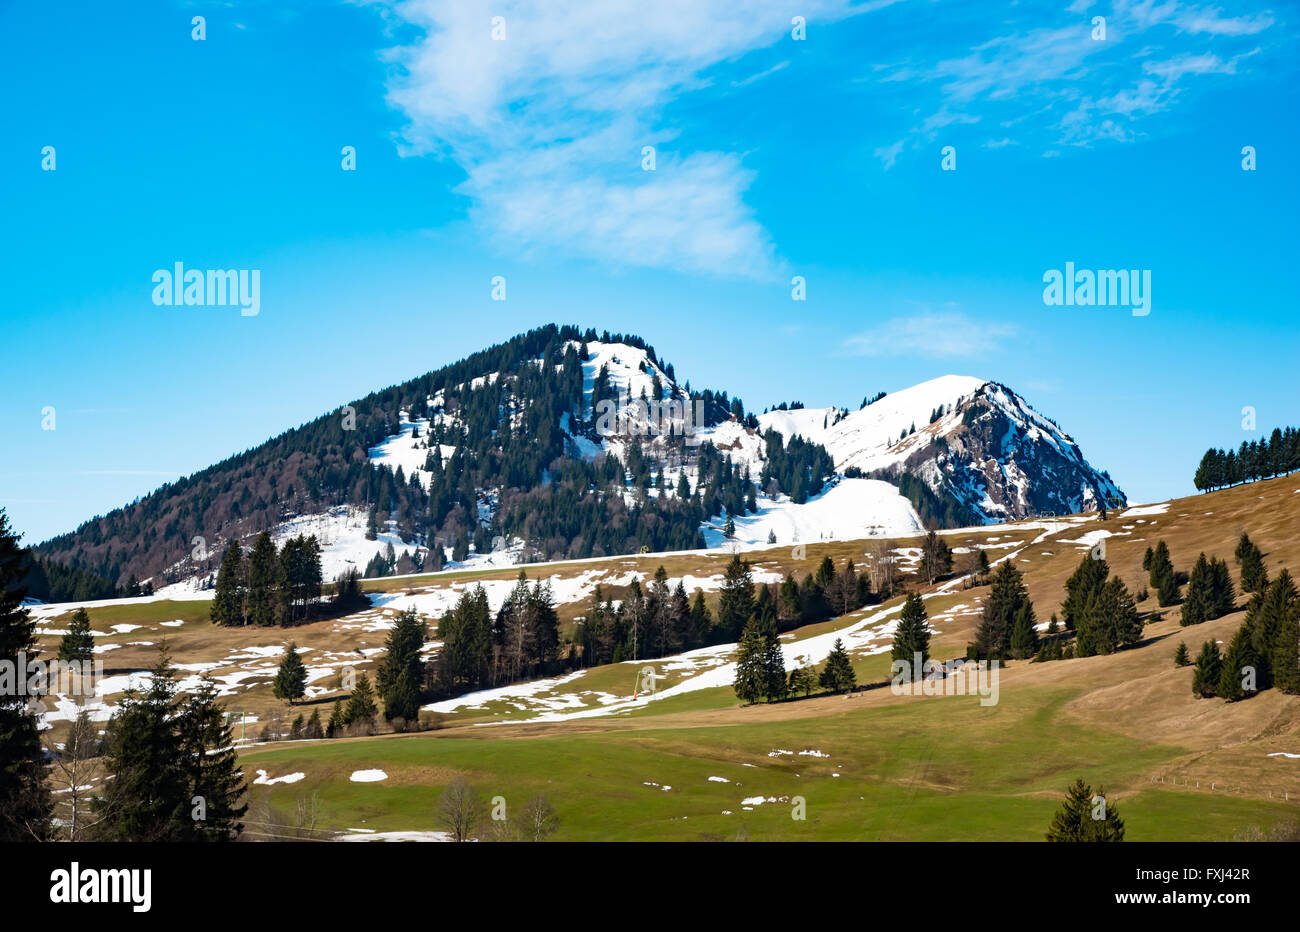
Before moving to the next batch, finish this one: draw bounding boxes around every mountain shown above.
[32,325,1124,591]
[757,375,1126,527]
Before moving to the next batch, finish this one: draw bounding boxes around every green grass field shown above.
[243,683,1296,841]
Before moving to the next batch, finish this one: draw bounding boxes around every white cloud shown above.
[380,0,874,278]
[874,138,905,169]
[844,312,1017,358]
[880,0,1278,151]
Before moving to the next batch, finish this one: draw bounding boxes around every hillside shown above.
[34,326,1124,599]
[28,469,1300,841]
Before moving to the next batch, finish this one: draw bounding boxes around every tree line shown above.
[1193,425,1300,491]
[210,532,324,627]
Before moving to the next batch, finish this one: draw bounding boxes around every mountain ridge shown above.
[33,324,1124,591]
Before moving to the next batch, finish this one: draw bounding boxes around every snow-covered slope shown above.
[759,376,1124,524]
[700,478,924,548]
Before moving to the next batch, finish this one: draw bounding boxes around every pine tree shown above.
[1191,640,1222,698]
[758,613,787,702]
[246,531,279,627]
[57,607,95,665]
[1078,577,1141,656]
[1045,777,1124,841]
[732,620,766,705]
[689,589,713,646]
[1173,642,1189,667]
[1009,600,1040,659]
[210,539,245,626]
[1238,533,1269,594]
[1182,553,1235,625]
[717,554,755,641]
[304,708,324,739]
[0,510,52,841]
[344,672,378,728]
[326,700,346,738]
[377,609,427,720]
[93,652,190,840]
[1044,778,1090,842]
[1061,553,1108,632]
[819,638,856,694]
[892,592,931,676]
[1217,625,1260,702]
[1150,541,1177,606]
[1268,570,1300,695]
[272,642,307,704]
[787,665,817,697]
[970,562,1033,660]
[175,675,247,840]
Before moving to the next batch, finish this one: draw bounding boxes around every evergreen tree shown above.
[732,620,766,705]
[93,652,190,840]
[1237,533,1269,594]
[787,665,817,697]
[1268,570,1300,695]
[891,592,931,676]
[437,585,492,695]
[1182,553,1235,626]
[819,638,856,694]
[1061,554,1108,632]
[377,609,427,720]
[1217,624,1260,702]
[344,672,378,727]
[717,554,755,641]
[210,539,245,626]
[970,562,1033,661]
[1173,642,1189,667]
[57,607,95,665]
[326,700,346,738]
[0,510,51,841]
[759,614,787,702]
[1009,600,1040,659]
[689,589,713,646]
[273,642,307,704]
[304,708,324,739]
[1045,778,1124,842]
[1191,640,1222,698]
[1149,541,1177,606]
[1078,577,1141,656]
[175,675,247,840]
[246,531,279,627]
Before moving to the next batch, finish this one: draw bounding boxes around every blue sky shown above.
[2,0,1297,544]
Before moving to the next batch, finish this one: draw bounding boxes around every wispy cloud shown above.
[381,0,877,279]
[871,0,1279,160]
[844,311,1017,358]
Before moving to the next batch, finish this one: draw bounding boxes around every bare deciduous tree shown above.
[47,704,103,841]
[437,777,485,842]
[520,794,558,842]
